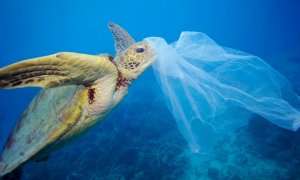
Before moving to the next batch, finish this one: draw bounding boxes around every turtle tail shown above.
[0,160,21,180]
[1,167,22,180]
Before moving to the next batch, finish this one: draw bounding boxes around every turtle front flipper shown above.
[108,22,135,55]
[0,52,117,89]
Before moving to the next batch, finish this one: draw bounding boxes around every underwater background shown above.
[0,0,300,179]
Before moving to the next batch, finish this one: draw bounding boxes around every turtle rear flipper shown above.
[0,52,117,89]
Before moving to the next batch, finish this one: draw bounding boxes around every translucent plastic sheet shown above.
[145,32,300,154]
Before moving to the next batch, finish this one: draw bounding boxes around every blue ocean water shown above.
[0,0,300,179]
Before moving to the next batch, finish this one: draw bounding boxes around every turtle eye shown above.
[135,47,145,53]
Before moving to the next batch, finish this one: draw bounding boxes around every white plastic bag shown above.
[145,32,300,154]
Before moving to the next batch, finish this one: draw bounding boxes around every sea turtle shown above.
[0,22,155,177]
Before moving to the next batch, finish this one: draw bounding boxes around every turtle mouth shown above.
[130,51,156,73]
[142,54,156,68]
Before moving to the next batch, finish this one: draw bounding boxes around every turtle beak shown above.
[108,22,136,55]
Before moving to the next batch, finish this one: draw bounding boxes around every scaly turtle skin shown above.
[0,22,155,177]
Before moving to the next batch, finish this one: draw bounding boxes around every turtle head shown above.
[113,41,155,80]
[108,22,155,80]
